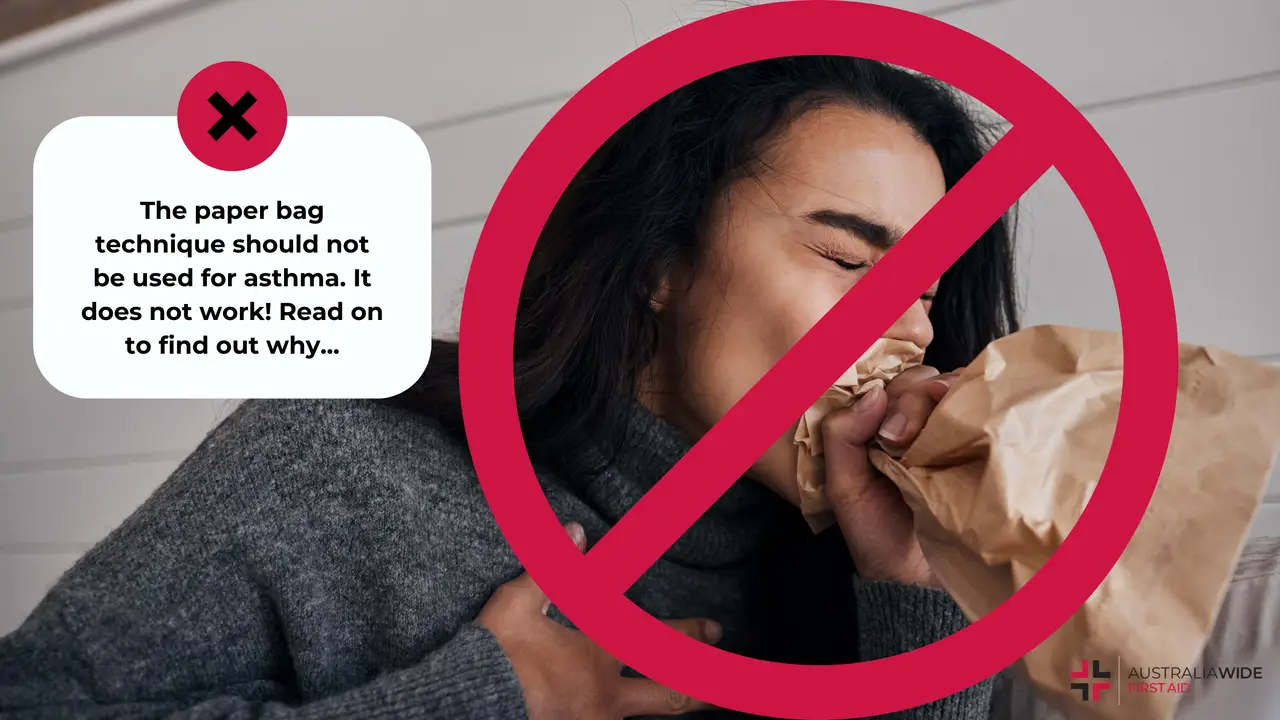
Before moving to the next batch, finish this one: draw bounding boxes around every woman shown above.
[0,56,1017,719]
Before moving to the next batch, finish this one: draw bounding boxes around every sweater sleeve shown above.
[852,578,995,719]
[0,399,537,720]
[0,601,528,720]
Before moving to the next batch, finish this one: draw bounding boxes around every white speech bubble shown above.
[32,116,432,399]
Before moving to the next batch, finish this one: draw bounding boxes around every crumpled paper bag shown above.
[855,325,1280,720]
[793,337,926,531]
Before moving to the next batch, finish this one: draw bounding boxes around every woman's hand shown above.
[477,523,722,719]
[821,366,959,588]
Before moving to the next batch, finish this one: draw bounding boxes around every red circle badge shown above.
[459,2,1178,717]
[177,61,287,171]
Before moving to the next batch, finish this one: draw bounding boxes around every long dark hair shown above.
[392,56,1020,469]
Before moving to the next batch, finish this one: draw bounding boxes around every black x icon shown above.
[207,91,258,141]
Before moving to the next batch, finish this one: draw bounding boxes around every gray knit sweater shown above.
[0,399,995,719]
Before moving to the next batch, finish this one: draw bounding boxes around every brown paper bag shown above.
[861,325,1280,720]
[793,337,925,532]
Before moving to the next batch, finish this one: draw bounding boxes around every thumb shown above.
[824,386,889,452]
[821,386,889,516]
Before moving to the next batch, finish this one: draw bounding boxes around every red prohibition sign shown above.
[459,2,1178,717]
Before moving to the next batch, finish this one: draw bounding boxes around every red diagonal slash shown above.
[585,124,1052,595]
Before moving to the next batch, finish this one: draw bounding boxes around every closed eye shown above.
[826,257,934,301]
[822,247,937,301]
[820,253,868,272]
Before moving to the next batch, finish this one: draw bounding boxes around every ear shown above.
[650,254,693,313]
[651,260,692,312]
[650,276,674,312]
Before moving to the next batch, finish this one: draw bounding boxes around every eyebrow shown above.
[804,209,905,251]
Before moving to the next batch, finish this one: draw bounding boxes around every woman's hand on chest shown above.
[478,522,725,719]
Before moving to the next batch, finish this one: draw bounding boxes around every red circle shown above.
[459,2,1178,717]
[177,61,287,171]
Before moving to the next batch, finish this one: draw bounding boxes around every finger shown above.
[824,388,925,583]
[598,619,722,672]
[612,678,716,718]
[661,618,723,646]
[821,388,888,513]
[564,521,588,553]
[827,386,889,446]
[885,365,940,398]
[924,378,953,403]
[497,572,552,616]
[503,522,586,615]
[922,369,964,402]
[877,384,938,449]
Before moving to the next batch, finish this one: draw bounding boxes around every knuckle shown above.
[888,365,939,394]
[666,688,692,712]
[829,446,873,478]
[490,581,529,607]
[909,381,940,401]
[891,384,924,405]
[492,582,520,601]
[827,468,874,506]
[895,392,933,423]
[825,406,879,443]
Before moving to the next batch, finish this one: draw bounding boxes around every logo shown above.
[1071,658,1265,703]
[1071,660,1112,701]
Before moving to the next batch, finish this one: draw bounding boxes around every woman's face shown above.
[643,104,947,504]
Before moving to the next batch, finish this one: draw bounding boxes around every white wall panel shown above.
[0,309,235,467]
[0,0,732,223]
[0,460,173,546]
[0,224,31,308]
[1019,78,1280,358]
[3,0,1278,223]
[0,553,81,635]
[427,101,558,227]
[935,0,1280,112]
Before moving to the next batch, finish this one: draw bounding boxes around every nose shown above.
[884,299,933,349]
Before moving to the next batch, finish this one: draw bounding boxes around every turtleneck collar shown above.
[558,401,789,569]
